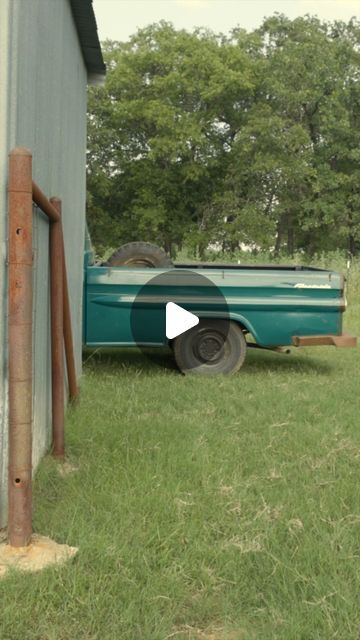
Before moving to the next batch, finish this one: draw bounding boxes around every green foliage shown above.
[87,16,360,256]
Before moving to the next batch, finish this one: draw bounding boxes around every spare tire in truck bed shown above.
[105,242,173,268]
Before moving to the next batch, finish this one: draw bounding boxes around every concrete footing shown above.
[0,534,78,577]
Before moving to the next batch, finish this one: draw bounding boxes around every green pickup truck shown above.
[83,237,356,375]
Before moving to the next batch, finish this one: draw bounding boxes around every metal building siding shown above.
[0,0,12,530]
[0,0,88,527]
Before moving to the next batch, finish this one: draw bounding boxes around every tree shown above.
[233,15,360,255]
[87,22,260,255]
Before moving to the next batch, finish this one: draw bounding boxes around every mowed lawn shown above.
[1,267,359,640]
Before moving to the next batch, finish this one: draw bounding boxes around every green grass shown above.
[1,264,359,640]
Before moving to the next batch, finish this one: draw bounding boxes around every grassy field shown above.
[0,258,359,640]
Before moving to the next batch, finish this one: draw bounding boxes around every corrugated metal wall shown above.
[0,0,88,527]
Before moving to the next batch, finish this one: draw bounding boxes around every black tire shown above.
[173,319,246,375]
[106,242,173,268]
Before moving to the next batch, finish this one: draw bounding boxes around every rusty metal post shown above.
[49,198,65,458]
[60,224,79,402]
[32,183,60,223]
[8,147,33,547]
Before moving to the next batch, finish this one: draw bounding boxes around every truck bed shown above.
[84,262,346,348]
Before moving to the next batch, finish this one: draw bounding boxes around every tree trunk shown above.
[287,218,295,257]
[348,233,357,257]
[347,209,358,257]
[274,216,285,256]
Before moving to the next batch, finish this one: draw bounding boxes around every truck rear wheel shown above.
[106,242,173,268]
[173,320,246,375]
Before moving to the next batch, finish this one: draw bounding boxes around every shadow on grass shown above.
[244,348,333,374]
[83,346,178,373]
[83,346,333,376]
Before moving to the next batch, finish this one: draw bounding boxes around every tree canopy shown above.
[87,15,360,256]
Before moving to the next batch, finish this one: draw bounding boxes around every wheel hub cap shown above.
[196,333,224,363]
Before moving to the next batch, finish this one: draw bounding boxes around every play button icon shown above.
[166,302,199,339]
[130,268,230,369]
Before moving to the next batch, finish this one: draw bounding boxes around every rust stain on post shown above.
[8,147,33,547]
[49,198,65,458]
[60,224,79,402]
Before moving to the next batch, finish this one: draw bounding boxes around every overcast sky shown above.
[93,0,359,42]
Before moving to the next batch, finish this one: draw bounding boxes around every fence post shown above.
[7,148,33,546]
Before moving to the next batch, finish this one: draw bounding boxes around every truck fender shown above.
[194,311,260,344]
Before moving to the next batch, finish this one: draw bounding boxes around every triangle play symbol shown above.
[166,302,199,340]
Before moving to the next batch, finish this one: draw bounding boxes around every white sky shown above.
[93,0,359,42]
